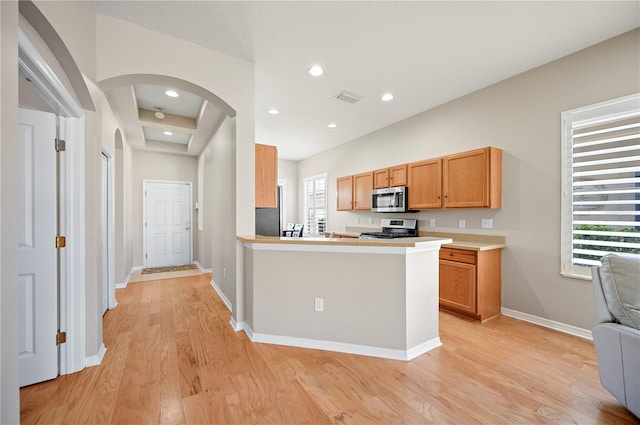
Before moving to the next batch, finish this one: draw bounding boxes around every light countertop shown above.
[325,229,506,251]
[238,235,452,248]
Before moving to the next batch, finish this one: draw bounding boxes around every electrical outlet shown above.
[368,217,373,224]
[356,217,360,224]
[481,219,493,229]
[314,297,324,312]
[429,219,436,227]
[459,219,466,229]
[223,268,227,278]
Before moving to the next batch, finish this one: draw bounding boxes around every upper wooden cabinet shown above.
[336,176,353,211]
[408,158,442,210]
[353,172,373,210]
[336,146,501,212]
[337,172,373,211]
[443,147,502,208]
[373,164,408,189]
[255,143,278,208]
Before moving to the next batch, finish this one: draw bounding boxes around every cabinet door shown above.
[388,164,407,187]
[373,168,389,189]
[439,259,476,315]
[443,147,501,208]
[408,159,442,209]
[336,176,353,210]
[353,172,373,210]
[255,144,278,208]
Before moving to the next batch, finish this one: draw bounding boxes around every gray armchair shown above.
[591,253,640,418]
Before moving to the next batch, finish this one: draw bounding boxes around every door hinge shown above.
[55,138,66,152]
[56,331,67,345]
[145,253,148,259]
[55,235,66,248]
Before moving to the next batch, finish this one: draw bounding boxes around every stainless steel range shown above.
[360,218,418,239]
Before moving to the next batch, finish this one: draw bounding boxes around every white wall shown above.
[298,29,640,331]
[130,150,198,267]
[278,159,299,225]
[201,117,237,306]
[0,2,20,422]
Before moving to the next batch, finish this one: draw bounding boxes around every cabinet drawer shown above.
[439,248,476,264]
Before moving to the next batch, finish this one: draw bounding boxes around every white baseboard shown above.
[245,326,441,361]
[193,261,212,273]
[116,266,143,289]
[501,308,592,340]
[85,343,107,367]
[230,317,245,332]
[210,279,232,312]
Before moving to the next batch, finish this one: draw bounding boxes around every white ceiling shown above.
[95,1,640,160]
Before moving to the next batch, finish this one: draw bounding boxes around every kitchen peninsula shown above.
[238,235,452,361]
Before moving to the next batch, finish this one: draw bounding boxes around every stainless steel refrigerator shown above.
[255,186,281,236]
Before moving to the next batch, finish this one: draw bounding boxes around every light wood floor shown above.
[21,273,638,424]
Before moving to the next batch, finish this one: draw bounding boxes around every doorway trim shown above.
[101,148,117,311]
[57,116,86,375]
[142,179,193,268]
[18,25,88,376]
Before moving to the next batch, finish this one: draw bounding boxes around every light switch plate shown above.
[429,219,436,227]
[481,219,493,229]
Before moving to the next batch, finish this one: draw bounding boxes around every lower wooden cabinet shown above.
[438,247,502,321]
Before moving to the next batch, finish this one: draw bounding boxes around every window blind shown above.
[562,94,640,275]
[303,174,327,236]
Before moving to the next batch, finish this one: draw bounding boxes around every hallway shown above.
[20,273,636,424]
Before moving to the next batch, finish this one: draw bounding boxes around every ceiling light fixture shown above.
[327,123,337,128]
[165,90,179,98]
[268,109,280,115]
[163,131,173,136]
[308,65,324,77]
[381,93,394,102]
[154,107,165,120]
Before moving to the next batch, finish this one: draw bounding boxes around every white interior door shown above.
[145,181,191,268]
[101,153,109,314]
[18,108,58,387]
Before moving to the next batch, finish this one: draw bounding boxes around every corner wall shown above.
[297,29,640,331]
[201,117,237,306]
[0,2,20,422]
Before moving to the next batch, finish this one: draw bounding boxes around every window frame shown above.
[303,173,328,236]
[560,93,640,279]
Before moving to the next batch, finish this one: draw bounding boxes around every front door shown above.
[145,181,191,268]
[18,108,58,387]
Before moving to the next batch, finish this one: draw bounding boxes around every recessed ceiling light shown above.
[308,65,324,77]
[381,93,394,102]
[165,90,179,98]
[327,123,337,128]
[268,109,280,115]
[164,131,173,136]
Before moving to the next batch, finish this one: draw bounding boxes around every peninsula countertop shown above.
[323,228,506,252]
[237,235,453,248]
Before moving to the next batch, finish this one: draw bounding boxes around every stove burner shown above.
[358,218,418,239]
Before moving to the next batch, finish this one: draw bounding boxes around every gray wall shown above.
[278,159,299,225]
[130,150,198,266]
[200,117,238,308]
[297,29,640,331]
[1,2,20,421]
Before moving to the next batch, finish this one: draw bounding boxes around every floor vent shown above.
[334,91,362,104]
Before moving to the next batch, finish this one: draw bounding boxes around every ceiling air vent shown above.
[334,91,362,104]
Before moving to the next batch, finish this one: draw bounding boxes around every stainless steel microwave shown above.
[371,186,410,213]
